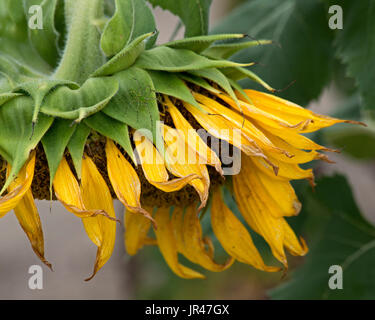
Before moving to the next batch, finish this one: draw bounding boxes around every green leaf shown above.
[41,77,119,122]
[92,32,154,77]
[212,0,334,106]
[0,96,53,194]
[134,46,248,72]
[41,119,76,191]
[147,70,199,108]
[148,0,212,37]
[203,40,272,60]
[84,112,135,162]
[163,34,246,53]
[67,123,91,180]
[23,0,60,67]
[101,0,156,57]
[270,175,375,300]
[102,67,161,149]
[333,0,375,119]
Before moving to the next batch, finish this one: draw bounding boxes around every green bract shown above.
[0,0,272,194]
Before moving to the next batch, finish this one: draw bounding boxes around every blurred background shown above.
[0,0,374,299]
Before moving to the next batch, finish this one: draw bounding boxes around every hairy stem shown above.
[54,0,105,84]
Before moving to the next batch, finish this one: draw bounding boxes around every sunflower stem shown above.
[54,0,105,84]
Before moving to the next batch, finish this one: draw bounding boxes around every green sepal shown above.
[0,93,23,107]
[179,73,221,95]
[41,119,76,193]
[147,70,200,109]
[102,67,162,151]
[13,79,79,125]
[222,66,275,92]
[84,112,135,163]
[163,34,246,53]
[40,77,119,122]
[134,46,251,72]
[189,68,239,106]
[92,32,155,77]
[67,123,91,180]
[0,96,53,194]
[202,40,272,60]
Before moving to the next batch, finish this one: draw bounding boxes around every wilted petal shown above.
[154,207,205,279]
[12,189,52,270]
[0,152,35,218]
[124,207,155,256]
[211,191,280,272]
[106,139,154,224]
[81,156,117,281]
[241,89,365,133]
[54,157,117,220]
[172,206,234,272]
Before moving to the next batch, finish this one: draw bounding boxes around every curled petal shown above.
[81,156,117,281]
[134,131,200,192]
[124,207,155,256]
[211,191,280,272]
[154,207,205,279]
[173,206,234,272]
[0,152,35,218]
[106,139,154,225]
[53,157,118,221]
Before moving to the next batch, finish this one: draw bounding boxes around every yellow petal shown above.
[233,174,287,266]
[106,139,154,224]
[165,96,223,175]
[211,191,280,272]
[283,220,308,256]
[0,152,35,218]
[241,156,301,217]
[193,92,290,158]
[154,207,205,279]
[183,101,267,158]
[134,131,200,192]
[12,189,52,270]
[124,207,155,256]
[163,124,210,210]
[173,206,234,272]
[241,89,365,133]
[81,156,117,281]
[53,157,117,220]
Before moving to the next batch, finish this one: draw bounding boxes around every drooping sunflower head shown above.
[0,0,364,280]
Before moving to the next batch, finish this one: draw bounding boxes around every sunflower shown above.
[0,0,364,280]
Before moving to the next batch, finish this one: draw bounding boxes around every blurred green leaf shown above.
[212,0,334,106]
[148,0,212,37]
[101,0,156,57]
[332,0,375,119]
[270,175,375,300]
